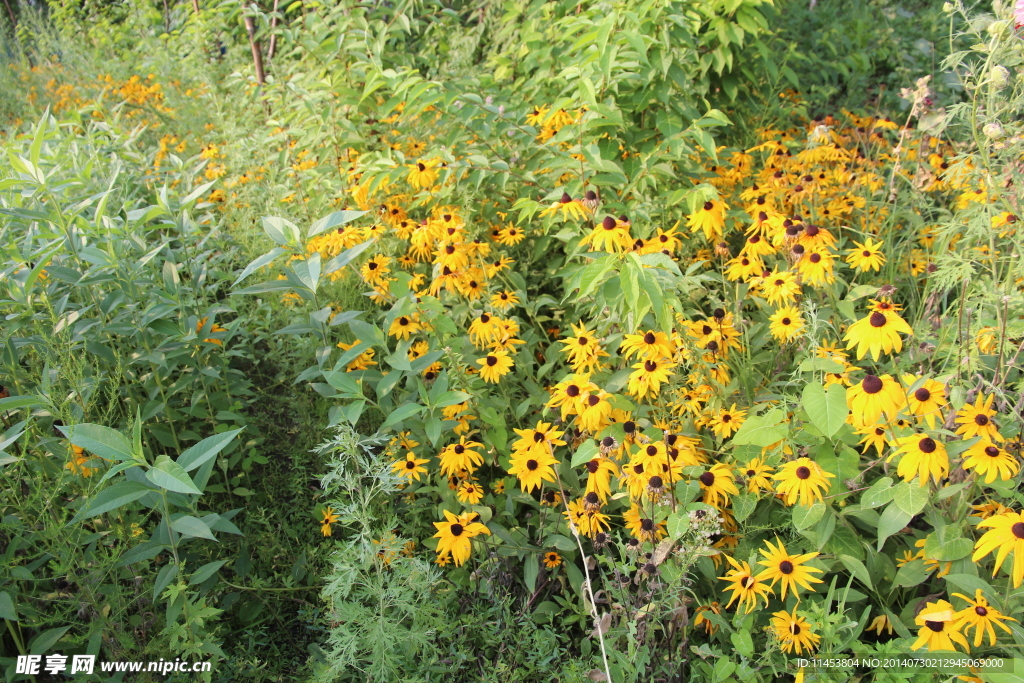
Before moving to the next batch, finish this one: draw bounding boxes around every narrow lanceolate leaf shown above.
[308,210,369,238]
[570,440,599,468]
[801,383,849,438]
[66,424,134,462]
[170,515,217,541]
[379,403,424,431]
[146,458,203,495]
[70,481,154,524]
[176,428,243,473]
[233,247,288,287]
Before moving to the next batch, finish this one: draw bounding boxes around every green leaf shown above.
[262,216,301,247]
[233,247,289,287]
[860,477,895,508]
[892,481,929,516]
[797,357,846,373]
[730,630,754,659]
[71,481,153,523]
[29,626,71,655]
[893,559,930,587]
[153,563,178,601]
[837,554,873,590]
[67,424,134,462]
[792,501,826,530]
[380,403,424,431]
[177,429,243,473]
[171,515,217,541]
[114,541,164,567]
[308,210,369,238]
[731,408,787,446]
[524,554,539,593]
[190,560,229,585]
[570,440,599,468]
[577,254,616,298]
[147,458,202,495]
[0,591,17,621]
[943,573,995,598]
[732,491,757,522]
[877,503,912,551]
[802,383,849,438]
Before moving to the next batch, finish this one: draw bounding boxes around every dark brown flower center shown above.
[869,311,887,328]
[975,606,988,616]
[862,375,883,394]
[450,523,464,536]
[649,476,663,488]
[914,388,931,401]
[640,518,655,531]
[699,472,715,486]
[1013,522,1024,539]
[646,445,658,456]
[809,252,822,263]
[585,492,599,505]
[644,360,657,371]
[486,355,498,366]
[747,469,756,477]
[985,446,1000,457]
[926,621,944,632]
[587,395,600,407]
[566,385,580,397]
[918,438,937,454]
[703,201,714,211]
[975,414,990,426]
[790,622,801,635]
[586,460,599,473]
[796,466,811,480]
[781,317,791,326]
[779,560,794,574]
[526,459,539,471]
[454,445,465,454]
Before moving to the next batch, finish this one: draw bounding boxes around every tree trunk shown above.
[244,15,266,85]
[267,0,281,61]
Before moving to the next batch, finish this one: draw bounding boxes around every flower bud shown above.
[983,121,1005,138]
[990,65,1010,88]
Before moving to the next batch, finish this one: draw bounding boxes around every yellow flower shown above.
[319,506,340,537]
[911,600,970,652]
[972,510,1024,587]
[433,510,490,566]
[755,539,823,601]
[476,349,514,383]
[843,301,913,360]
[888,434,948,487]
[772,458,834,505]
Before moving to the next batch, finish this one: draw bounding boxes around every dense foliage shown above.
[2,0,1024,682]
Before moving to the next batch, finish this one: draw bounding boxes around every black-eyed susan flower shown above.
[888,434,948,486]
[507,449,559,493]
[538,192,588,221]
[856,424,890,454]
[582,457,618,503]
[962,441,1019,483]
[361,255,392,285]
[901,374,948,429]
[388,315,421,340]
[559,322,608,372]
[707,404,746,439]
[542,551,563,569]
[694,603,723,634]
[768,305,805,343]
[687,199,729,242]
[846,374,904,428]
[433,510,490,566]
[407,159,439,190]
[336,340,377,371]
[867,614,895,637]
[456,480,484,505]
[438,438,485,477]
[577,391,614,433]
[911,600,970,653]
[742,458,775,493]
[972,510,1024,587]
[756,539,824,601]
[65,445,98,478]
[720,555,774,613]
[511,422,566,458]
[319,506,340,537]
[196,317,227,345]
[580,215,633,252]
[757,268,801,306]
[563,497,610,538]
[623,504,667,543]
[698,463,739,508]
[843,301,913,360]
[845,238,886,272]
[952,589,1016,647]
[476,349,514,383]
[626,357,674,400]
[495,223,526,246]
[546,375,598,420]
[771,609,821,654]
[620,329,674,361]
[490,290,519,310]
[392,452,430,482]
[954,393,1004,442]
[773,457,835,505]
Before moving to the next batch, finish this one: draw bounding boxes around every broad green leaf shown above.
[837,554,873,590]
[0,591,17,621]
[792,501,826,530]
[29,626,71,655]
[153,563,178,601]
[262,216,301,247]
[801,383,849,438]
[861,477,895,508]
[308,210,369,238]
[232,247,288,287]
[524,554,539,593]
[570,440,600,468]
[732,491,757,522]
[877,503,912,550]
[147,458,202,495]
[731,409,787,447]
[892,481,929,516]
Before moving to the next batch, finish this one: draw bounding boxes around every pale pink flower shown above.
[1016,0,1024,28]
